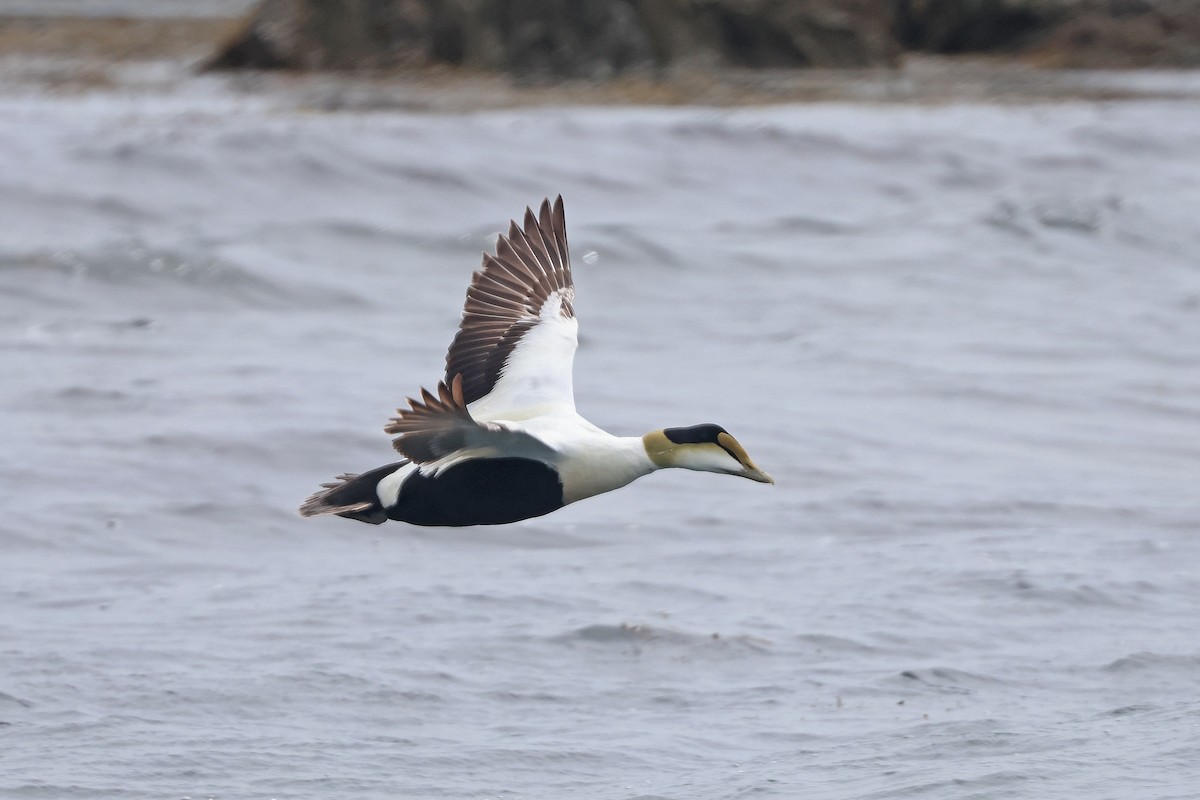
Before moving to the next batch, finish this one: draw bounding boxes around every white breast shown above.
[532,422,656,505]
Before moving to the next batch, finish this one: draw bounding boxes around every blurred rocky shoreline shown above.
[209,0,1200,77]
[2,0,1199,106]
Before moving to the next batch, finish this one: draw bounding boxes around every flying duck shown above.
[300,197,773,527]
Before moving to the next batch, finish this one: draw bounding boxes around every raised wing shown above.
[385,374,555,467]
[445,196,576,417]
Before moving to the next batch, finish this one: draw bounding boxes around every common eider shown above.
[300,197,773,527]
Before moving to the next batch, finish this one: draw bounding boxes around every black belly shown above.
[386,457,565,527]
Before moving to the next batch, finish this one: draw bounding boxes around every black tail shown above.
[298,461,408,525]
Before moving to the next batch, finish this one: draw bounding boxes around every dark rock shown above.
[206,0,467,71]
[897,0,1200,66]
[1027,1,1200,67]
[632,0,901,69]
[472,0,656,80]
[895,0,1057,53]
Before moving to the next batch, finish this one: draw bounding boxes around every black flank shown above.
[388,457,564,527]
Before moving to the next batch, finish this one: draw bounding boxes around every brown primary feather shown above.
[444,196,573,406]
[385,373,479,463]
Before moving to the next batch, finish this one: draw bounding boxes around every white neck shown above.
[557,435,657,505]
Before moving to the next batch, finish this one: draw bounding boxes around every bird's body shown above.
[301,197,772,527]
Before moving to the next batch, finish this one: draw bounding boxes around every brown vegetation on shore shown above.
[0,15,241,61]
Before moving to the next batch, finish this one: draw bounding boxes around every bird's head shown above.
[642,424,774,484]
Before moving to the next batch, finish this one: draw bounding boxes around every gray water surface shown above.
[1,88,1199,799]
